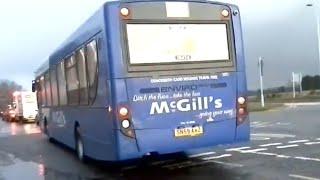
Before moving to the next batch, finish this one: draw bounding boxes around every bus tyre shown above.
[44,119,53,142]
[75,128,87,163]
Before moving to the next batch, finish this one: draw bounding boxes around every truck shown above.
[12,91,38,123]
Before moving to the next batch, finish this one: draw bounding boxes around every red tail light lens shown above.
[237,97,248,126]
[117,105,135,138]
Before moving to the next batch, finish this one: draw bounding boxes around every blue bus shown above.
[33,0,249,162]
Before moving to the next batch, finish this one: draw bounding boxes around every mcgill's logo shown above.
[150,96,222,115]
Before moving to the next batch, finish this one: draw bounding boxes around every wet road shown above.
[0,105,320,180]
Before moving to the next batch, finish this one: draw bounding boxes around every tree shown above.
[301,75,320,90]
[0,80,22,110]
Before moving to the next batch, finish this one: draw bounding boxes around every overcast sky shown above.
[0,0,319,90]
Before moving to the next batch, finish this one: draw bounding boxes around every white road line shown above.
[162,161,193,169]
[276,144,299,149]
[226,146,251,152]
[294,156,320,162]
[254,152,278,156]
[251,137,271,141]
[240,148,267,153]
[289,174,320,180]
[151,159,175,166]
[189,152,216,158]
[259,143,283,147]
[276,122,290,126]
[210,160,244,168]
[276,155,291,159]
[251,133,296,138]
[202,154,232,161]
[288,140,310,144]
[252,122,271,128]
[122,166,137,171]
[305,142,320,145]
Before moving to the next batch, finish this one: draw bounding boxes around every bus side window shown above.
[86,40,98,104]
[45,72,52,107]
[76,48,89,105]
[66,55,80,105]
[57,61,67,106]
[50,66,59,106]
[39,76,46,107]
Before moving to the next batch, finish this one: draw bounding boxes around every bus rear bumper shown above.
[117,119,250,161]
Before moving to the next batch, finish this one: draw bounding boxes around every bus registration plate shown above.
[174,126,203,138]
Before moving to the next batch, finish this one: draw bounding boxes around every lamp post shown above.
[258,57,265,108]
[307,1,320,77]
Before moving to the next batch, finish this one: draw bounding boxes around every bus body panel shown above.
[35,0,249,162]
[125,74,237,154]
[231,4,250,141]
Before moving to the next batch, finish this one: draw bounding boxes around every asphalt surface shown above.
[0,105,320,180]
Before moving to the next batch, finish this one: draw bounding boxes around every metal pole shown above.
[299,72,303,93]
[316,1,320,77]
[292,72,296,98]
[259,57,265,108]
[307,1,320,89]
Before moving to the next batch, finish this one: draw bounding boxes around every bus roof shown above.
[36,0,237,71]
[34,57,49,77]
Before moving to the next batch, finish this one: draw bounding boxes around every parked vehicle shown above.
[3,106,16,122]
[12,91,38,123]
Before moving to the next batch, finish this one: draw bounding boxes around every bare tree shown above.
[0,79,23,111]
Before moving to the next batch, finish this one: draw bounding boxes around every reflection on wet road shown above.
[1,105,320,180]
[0,121,40,137]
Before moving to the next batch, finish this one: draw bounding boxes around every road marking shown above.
[162,161,193,169]
[259,143,283,147]
[251,137,271,141]
[294,156,320,162]
[276,122,290,126]
[210,160,244,168]
[289,174,320,180]
[151,159,175,166]
[122,166,137,171]
[189,152,216,158]
[226,147,251,152]
[252,122,272,128]
[305,142,320,145]
[251,133,296,138]
[288,140,309,144]
[254,152,278,156]
[240,148,267,153]
[202,154,232,161]
[276,155,291,159]
[254,152,290,158]
[276,144,299,149]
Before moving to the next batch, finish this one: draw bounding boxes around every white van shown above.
[13,91,38,123]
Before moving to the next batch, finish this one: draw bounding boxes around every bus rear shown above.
[106,1,249,160]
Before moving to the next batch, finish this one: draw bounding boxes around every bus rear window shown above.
[126,23,230,64]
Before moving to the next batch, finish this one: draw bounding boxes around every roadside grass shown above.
[248,93,320,112]
[248,102,283,112]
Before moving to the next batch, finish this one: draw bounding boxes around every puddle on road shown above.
[0,159,105,180]
[0,122,40,137]
[0,161,44,180]
[0,155,105,180]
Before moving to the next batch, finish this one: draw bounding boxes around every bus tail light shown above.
[120,7,131,19]
[221,9,230,17]
[237,96,248,126]
[118,105,135,138]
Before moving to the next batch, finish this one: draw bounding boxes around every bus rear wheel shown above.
[75,128,86,162]
[44,119,53,142]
